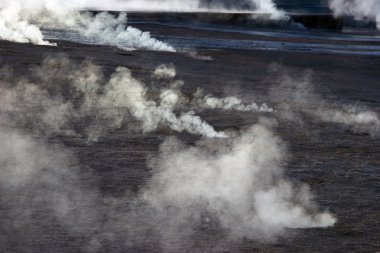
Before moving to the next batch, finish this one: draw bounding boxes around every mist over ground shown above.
[1,0,380,252]
[1,45,379,251]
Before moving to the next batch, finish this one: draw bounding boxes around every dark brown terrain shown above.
[0,22,380,252]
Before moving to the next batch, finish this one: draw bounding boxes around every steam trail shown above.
[0,57,277,140]
[0,0,175,51]
[0,0,287,47]
[79,12,175,51]
[270,69,380,135]
[329,0,380,29]
[153,64,275,113]
[193,88,274,112]
[101,67,226,138]
[0,56,225,139]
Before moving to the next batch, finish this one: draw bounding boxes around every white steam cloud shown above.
[144,120,335,249]
[78,12,175,51]
[0,0,286,47]
[329,0,380,29]
[0,1,55,45]
[102,66,226,138]
[0,56,226,139]
[0,0,175,51]
[250,0,286,19]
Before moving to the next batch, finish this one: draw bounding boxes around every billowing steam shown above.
[0,126,335,251]
[102,66,226,138]
[0,122,336,252]
[0,0,175,51]
[144,120,335,249]
[329,0,380,28]
[0,1,55,45]
[0,55,227,139]
[249,0,286,19]
[0,0,287,48]
[77,12,175,51]
[14,56,380,252]
[0,127,110,251]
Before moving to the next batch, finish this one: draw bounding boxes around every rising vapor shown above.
[329,0,380,28]
[270,68,380,135]
[0,122,336,252]
[0,0,287,48]
[144,120,335,250]
[0,55,228,139]
[152,63,274,113]
[1,56,359,252]
[0,0,175,51]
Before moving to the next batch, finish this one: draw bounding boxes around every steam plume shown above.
[0,0,286,48]
[79,12,175,51]
[0,1,55,45]
[101,66,226,138]
[143,120,336,250]
[0,0,175,51]
[329,0,380,28]
[0,55,224,139]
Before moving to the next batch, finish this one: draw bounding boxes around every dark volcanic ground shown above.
[1,23,380,253]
